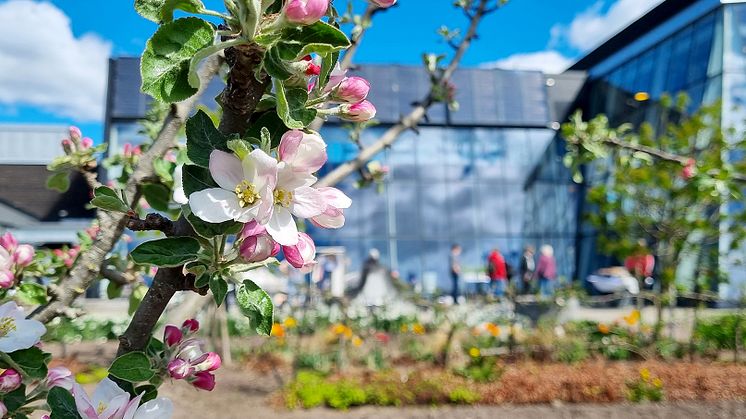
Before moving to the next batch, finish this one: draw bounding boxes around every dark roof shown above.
[569,0,701,71]
[105,58,553,128]
[0,166,94,222]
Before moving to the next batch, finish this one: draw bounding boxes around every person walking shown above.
[534,244,557,298]
[449,244,462,304]
[487,247,507,298]
[519,245,536,294]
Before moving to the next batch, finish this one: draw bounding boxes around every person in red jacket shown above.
[487,248,507,298]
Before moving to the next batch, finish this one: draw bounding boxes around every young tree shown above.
[563,96,746,335]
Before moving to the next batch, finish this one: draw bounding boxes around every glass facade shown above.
[314,125,553,290]
[526,1,746,297]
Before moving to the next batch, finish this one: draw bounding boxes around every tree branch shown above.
[30,55,223,324]
[315,0,492,188]
[126,213,175,236]
[100,267,137,286]
[218,43,271,135]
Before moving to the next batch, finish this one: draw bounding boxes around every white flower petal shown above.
[73,383,98,419]
[189,188,242,223]
[289,186,325,219]
[92,378,128,408]
[209,150,244,190]
[134,398,174,419]
[312,209,346,229]
[172,165,188,205]
[265,207,299,246]
[243,149,278,189]
[318,187,352,209]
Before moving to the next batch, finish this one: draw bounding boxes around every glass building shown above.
[524,0,746,298]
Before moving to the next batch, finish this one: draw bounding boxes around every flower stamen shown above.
[234,180,260,208]
[0,317,16,337]
[274,189,293,207]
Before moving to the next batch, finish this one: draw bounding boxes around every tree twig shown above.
[315,0,493,188]
[126,213,175,235]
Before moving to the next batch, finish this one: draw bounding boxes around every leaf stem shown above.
[188,38,247,89]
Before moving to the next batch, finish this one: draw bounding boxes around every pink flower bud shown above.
[192,352,221,372]
[369,0,396,8]
[284,0,329,25]
[333,77,370,103]
[189,371,216,391]
[339,100,376,122]
[278,130,327,173]
[167,358,193,380]
[81,137,93,149]
[52,249,64,257]
[12,244,34,267]
[239,233,279,263]
[133,146,142,156]
[182,319,200,333]
[0,401,7,418]
[0,270,14,289]
[46,367,74,390]
[69,126,82,140]
[164,325,183,347]
[0,369,21,393]
[123,143,132,157]
[0,233,18,252]
[240,221,266,240]
[310,187,351,229]
[282,233,316,270]
[682,158,696,180]
[61,138,74,154]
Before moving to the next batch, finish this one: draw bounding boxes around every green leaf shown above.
[109,352,155,383]
[15,283,47,305]
[245,112,289,148]
[46,171,70,193]
[183,205,241,239]
[194,273,210,288]
[319,51,339,89]
[8,347,50,379]
[131,237,201,267]
[277,21,350,60]
[186,110,230,167]
[263,47,294,80]
[136,0,207,23]
[141,17,215,103]
[90,186,130,213]
[47,387,82,419]
[135,0,165,22]
[274,79,317,129]
[235,279,274,336]
[3,385,26,413]
[209,273,228,306]
[181,164,217,196]
[135,384,159,403]
[141,183,172,212]
[106,281,124,299]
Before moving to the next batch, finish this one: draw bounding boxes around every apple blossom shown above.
[12,244,34,267]
[0,369,21,393]
[164,325,183,347]
[189,371,216,391]
[310,187,352,229]
[81,137,94,149]
[73,378,173,419]
[682,158,696,180]
[339,100,377,121]
[282,232,316,270]
[283,0,329,25]
[0,401,6,418]
[69,126,82,140]
[239,222,280,263]
[323,63,347,93]
[301,55,321,76]
[167,358,193,380]
[0,301,46,353]
[0,233,17,253]
[189,150,277,225]
[46,366,74,391]
[182,319,199,333]
[331,77,371,103]
[369,0,397,8]
[191,352,222,372]
[278,130,327,173]
[61,138,74,154]
[0,270,13,289]
[172,165,188,205]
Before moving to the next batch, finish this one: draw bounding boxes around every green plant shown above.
[626,368,664,402]
[555,338,590,363]
[694,313,746,350]
[448,387,481,404]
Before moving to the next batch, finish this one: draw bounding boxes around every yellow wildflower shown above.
[485,323,501,337]
[640,368,651,382]
[652,377,663,388]
[271,323,285,338]
[624,309,640,326]
[412,323,425,335]
[400,324,409,333]
[283,317,297,328]
[332,323,347,335]
[352,336,363,347]
[598,323,610,334]
[468,347,481,358]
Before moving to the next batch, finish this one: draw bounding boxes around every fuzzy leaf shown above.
[47,387,82,419]
[131,237,200,267]
[186,110,230,167]
[108,352,155,382]
[209,273,228,306]
[236,279,273,336]
[274,79,317,129]
[46,171,70,193]
[277,21,350,60]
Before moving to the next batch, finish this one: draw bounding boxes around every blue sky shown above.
[0,0,662,139]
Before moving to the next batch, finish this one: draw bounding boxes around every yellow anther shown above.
[234,180,260,208]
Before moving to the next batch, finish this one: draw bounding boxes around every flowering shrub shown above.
[626,368,665,402]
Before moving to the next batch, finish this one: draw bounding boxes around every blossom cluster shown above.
[60,126,94,155]
[182,129,351,269]
[0,232,35,289]
[163,320,221,391]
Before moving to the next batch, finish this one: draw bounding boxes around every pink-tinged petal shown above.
[209,150,244,190]
[252,187,275,225]
[122,392,144,419]
[163,325,182,347]
[240,220,266,239]
[265,207,298,246]
[73,384,98,419]
[278,130,303,163]
[311,207,345,229]
[243,149,278,190]
[189,188,243,223]
[289,186,325,218]
[317,187,351,209]
[282,233,316,269]
[277,163,316,190]
[100,394,130,419]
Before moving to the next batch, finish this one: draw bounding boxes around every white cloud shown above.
[560,0,664,51]
[485,50,572,74]
[0,1,111,122]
